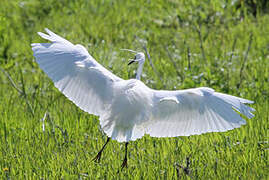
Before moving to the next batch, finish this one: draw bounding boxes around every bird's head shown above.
[120,49,145,66]
[128,52,145,65]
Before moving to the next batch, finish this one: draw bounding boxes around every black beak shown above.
[128,56,136,65]
[128,60,136,65]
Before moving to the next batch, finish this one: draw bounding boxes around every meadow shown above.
[0,0,268,179]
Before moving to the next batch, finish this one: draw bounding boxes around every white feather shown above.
[32,29,255,142]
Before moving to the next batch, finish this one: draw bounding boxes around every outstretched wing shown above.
[32,28,122,116]
[146,87,255,137]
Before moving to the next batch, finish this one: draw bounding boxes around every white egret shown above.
[32,29,255,169]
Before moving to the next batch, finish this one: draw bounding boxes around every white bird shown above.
[31,28,255,169]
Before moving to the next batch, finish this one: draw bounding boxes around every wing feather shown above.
[32,29,122,117]
[146,87,254,137]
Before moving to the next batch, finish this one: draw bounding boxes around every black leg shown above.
[121,142,129,169]
[92,137,110,162]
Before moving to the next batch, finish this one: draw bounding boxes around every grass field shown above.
[0,0,268,179]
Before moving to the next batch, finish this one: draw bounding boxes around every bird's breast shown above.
[109,79,153,128]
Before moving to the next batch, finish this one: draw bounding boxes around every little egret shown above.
[32,29,255,169]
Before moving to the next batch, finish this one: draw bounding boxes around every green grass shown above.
[0,0,268,179]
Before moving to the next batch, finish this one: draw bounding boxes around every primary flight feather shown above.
[32,28,255,168]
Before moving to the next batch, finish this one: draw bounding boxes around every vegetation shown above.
[0,0,268,179]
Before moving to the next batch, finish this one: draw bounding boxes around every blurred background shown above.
[0,0,268,179]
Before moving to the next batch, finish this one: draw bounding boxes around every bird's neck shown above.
[136,62,144,80]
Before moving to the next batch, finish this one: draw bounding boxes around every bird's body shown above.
[32,28,255,168]
[101,79,153,142]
